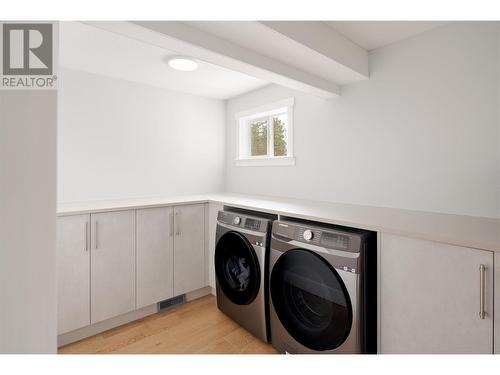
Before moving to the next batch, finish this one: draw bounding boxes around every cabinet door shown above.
[495,252,500,354]
[207,202,223,289]
[381,234,493,354]
[136,207,174,308]
[91,210,136,324]
[173,204,206,295]
[56,214,90,334]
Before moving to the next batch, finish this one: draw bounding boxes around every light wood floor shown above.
[59,295,278,354]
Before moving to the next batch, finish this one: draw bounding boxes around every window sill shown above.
[235,156,296,167]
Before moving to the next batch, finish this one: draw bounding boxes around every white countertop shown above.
[58,192,500,252]
[57,195,210,215]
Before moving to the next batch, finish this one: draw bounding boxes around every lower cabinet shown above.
[173,204,206,296]
[56,214,91,334]
[495,252,500,354]
[136,206,174,308]
[136,204,206,306]
[380,234,494,354]
[57,203,208,336]
[90,210,136,324]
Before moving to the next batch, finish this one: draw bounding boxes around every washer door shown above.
[215,231,261,305]
[270,249,352,351]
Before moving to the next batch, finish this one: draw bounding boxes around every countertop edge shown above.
[57,194,500,252]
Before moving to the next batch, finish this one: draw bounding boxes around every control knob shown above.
[303,230,314,241]
[233,216,241,225]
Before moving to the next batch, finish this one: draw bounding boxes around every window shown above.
[235,98,295,166]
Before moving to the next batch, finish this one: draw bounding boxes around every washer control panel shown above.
[217,210,269,233]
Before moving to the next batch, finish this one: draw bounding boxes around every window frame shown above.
[235,97,295,167]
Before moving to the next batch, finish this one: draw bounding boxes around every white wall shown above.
[226,22,500,218]
[0,91,57,353]
[58,68,226,203]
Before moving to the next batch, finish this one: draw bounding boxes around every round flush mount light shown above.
[167,56,198,71]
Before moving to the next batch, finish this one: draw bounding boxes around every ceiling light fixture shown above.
[167,56,199,72]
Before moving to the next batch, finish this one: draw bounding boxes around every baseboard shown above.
[58,286,213,348]
[185,286,212,301]
[57,304,158,348]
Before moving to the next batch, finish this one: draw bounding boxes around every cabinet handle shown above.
[175,211,180,236]
[169,212,174,237]
[94,221,98,250]
[84,221,89,251]
[479,264,486,319]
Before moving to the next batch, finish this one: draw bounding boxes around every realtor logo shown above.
[1,22,57,89]
[2,23,53,75]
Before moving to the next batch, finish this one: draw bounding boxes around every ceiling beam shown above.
[260,21,369,78]
[86,21,340,99]
[133,21,341,98]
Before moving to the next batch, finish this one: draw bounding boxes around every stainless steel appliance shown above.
[269,219,376,353]
[215,209,275,342]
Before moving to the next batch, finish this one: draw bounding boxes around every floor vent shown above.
[158,295,186,311]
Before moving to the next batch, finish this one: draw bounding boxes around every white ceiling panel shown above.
[324,21,448,51]
[59,21,269,100]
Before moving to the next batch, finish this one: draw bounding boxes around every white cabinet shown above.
[207,202,223,289]
[57,203,209,337]
[380,234,494,354]
[56,214,90,334]
[137,204,208,307]
[495,252,500,354]
[136,207,174,308]
[90,210,136,324]
[173,204,206,295]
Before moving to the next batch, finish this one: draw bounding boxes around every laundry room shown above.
[1,2,500,373]
[54,19,500,355]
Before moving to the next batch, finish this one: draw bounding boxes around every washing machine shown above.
[214,209,275,342]
[269,219,377,354]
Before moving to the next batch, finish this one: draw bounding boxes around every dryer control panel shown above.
[273,220,364,253]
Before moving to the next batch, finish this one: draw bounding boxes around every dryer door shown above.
[215,231,261,305]
[271,249,352,351]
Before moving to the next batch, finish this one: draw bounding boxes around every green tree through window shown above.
[250,120,268,156]
[273,116,288,156]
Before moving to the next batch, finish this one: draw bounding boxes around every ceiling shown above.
[59,21,450,100]
[59,22,269,100]
[324,21,448,51]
